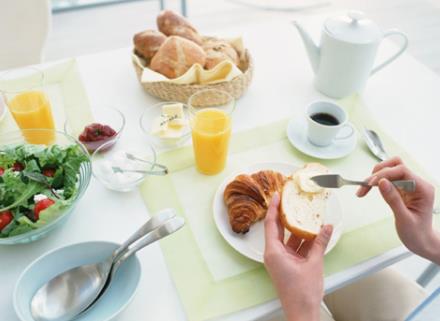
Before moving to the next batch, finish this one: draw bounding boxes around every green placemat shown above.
[141,95,440,321]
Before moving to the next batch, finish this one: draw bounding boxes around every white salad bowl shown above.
[0,129,91,245]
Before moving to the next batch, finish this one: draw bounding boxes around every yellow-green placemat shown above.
[0,59,93,136]
[141,95,440,321]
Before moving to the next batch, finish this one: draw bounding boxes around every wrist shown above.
[285,308,320,321]
[423,230,440,265]
[282,299,320,321]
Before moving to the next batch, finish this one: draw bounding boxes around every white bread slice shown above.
[280,163,330,240]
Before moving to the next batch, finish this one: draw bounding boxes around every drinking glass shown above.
[0,67,55,144]
[188,89,235,175]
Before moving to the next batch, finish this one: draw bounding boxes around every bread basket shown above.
[132,48,253,104]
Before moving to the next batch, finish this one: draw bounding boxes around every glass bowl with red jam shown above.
[64,107,125,153]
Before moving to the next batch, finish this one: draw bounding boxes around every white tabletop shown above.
[2,13,440,321]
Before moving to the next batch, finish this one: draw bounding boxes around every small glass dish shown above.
[64,106,125,153]
[139,101,191,149]
[91,141,168,192]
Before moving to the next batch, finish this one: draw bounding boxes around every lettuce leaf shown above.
[34,200,71,228]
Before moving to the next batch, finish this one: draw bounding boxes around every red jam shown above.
[79,123,117,152]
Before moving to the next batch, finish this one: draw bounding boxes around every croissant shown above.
[223,170,285,234]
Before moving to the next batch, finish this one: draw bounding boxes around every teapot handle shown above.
[371,29,408,75]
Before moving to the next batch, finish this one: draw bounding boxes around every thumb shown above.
[309,225,333,258]
[378,178,407,216]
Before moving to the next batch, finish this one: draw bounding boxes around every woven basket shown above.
[132,49,253,104]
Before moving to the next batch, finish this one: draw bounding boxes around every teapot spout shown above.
[292,21,320,74]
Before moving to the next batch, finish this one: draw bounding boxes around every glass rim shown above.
[0,67,45,94]
[64,105,127,135]
[0,128,90,157]
[187,89,235,119]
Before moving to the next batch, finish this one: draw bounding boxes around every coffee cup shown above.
[306,101,354,147]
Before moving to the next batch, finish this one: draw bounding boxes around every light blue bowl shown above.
[14,241,141,321]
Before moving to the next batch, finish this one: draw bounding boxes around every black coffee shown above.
[310,113,340,126]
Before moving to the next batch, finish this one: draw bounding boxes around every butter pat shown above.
[162,103,185,128]
[294,171,325,194]
[151,103,188,140]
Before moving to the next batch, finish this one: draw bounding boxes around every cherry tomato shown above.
[0,211,13,231]
[0,167,4,176]
[34,199,55,220]
[42,168,56,177]
[12,162,24,171]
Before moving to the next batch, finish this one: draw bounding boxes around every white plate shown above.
[213,162,343,263]
[286,117,357,160]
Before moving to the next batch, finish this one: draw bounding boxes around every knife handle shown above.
[391,180,416,192]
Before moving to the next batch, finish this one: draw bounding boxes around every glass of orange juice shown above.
[188,89,235,175]
[0,67,55,144]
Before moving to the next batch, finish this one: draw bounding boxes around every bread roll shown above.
[133,30,166,59]
[203,40,239,69]
[150,36,207,79]
[280,163,330,240]
[157,10,202,45]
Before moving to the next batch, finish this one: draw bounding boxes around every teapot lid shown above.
[324,11,382,44]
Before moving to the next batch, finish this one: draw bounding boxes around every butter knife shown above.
[311,174,416,192]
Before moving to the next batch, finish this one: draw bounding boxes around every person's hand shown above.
[357,157,440,264]
[264,192,333,321]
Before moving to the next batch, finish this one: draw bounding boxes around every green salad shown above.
[0,144,88,238]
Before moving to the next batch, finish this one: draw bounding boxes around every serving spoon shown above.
[31,209,182,321]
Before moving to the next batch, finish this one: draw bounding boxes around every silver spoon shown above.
[125,152,169,174]
[363,128,388,162]
[112,166,168,176]
[31,209,178,321]
[76,216,185,318]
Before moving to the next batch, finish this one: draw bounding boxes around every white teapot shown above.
[293,11,408,98]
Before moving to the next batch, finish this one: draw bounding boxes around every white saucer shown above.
[286,117,357,160]
[213,162,343,263]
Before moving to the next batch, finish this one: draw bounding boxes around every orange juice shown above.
[191,109,231,175]
[8,91,55,144]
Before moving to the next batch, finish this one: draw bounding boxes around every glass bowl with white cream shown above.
[91,141,168,192]
[139,101,191,149]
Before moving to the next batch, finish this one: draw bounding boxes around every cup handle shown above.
[335,123,355,140]
[371,29,408,76]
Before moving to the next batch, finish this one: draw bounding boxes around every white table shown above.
[1,13,440,321]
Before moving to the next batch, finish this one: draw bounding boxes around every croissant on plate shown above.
[223,170,285,234]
